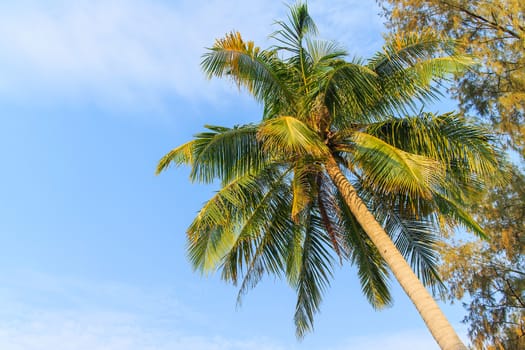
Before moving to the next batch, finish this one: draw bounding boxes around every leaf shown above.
[293,215,334,338]
[189,124,265,184]
[351,131,445,199]
[156,140,195,174]
[258,116,328,158]
[201,31,294,115]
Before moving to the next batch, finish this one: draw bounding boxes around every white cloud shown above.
[0,270,469,350]
[0,0,276,110]
[0,0,384,112]
[0,271,286,350]
[0,310,286,350]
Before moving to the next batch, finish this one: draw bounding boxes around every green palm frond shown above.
[366,113,505,186]
[271,2,317,54]
[376,58,464,112]
[433,193,486,239]
[201,32,294,114]
[187,173,263,272]
[368,30,457,74]
[232,180,297,304]
[323,60,381,124]
[379,210,443,291]
[156,140,195,174]
[293,214,334,338]
[305,39,347,66]
[188,124,266,184]
[368,31,471,113]
[349,131,445,199]
[231,177,295,303]
[258,116,328,158]
[192,164,291,276]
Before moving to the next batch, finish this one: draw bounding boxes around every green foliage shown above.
[158,2,506,338]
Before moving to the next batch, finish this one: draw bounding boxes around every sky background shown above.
[0,1,468,349]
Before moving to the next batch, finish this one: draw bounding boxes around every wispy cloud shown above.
[0,0,384,112]
[0,310,286,350]
[0,270,466,350]
[0,0,275,111]
[0,271,286,350]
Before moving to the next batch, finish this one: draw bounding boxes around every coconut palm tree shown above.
[157,3,504,350]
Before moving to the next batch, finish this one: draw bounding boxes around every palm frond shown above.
[365,113,506,188]
[323,60,381,124]
[201,31,294,115]
[316,174,345,262]
[368,30,459,74]
[378,209,443,292]
[291,164,315,223]
[271,2,317,54]
[187,172,264,272]
[156,140,195,174]
[433,193,487,239]
[231,175,295,303]
[305,39,347,66]
[234,212,293,301]
[258,116,328,158]
[187,124,266,184]
[349,131,445,199]
[367,31,471,113]
[293,214,334,338]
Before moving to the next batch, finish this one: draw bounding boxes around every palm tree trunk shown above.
[325,156,466,350]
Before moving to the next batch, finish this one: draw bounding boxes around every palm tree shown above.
[157,3,504,350]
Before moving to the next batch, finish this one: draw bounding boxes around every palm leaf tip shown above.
[201,31,262,85]
[156,140,195,175]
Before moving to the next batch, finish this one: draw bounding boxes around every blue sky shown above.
[0,1,468,349]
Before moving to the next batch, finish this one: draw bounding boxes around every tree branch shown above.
[442,0,522,39]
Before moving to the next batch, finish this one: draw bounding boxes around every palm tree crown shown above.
[157,3,505,349]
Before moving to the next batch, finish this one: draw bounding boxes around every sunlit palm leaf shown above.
[368,31,471,113]
[156,140,195,174]
[187,173,264,271]
[350,131,445,199]
[365,113,505,195]
[291,163,314,223]
[258,116,328,158]
[368,30,457,74]
[202,32,294,116]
